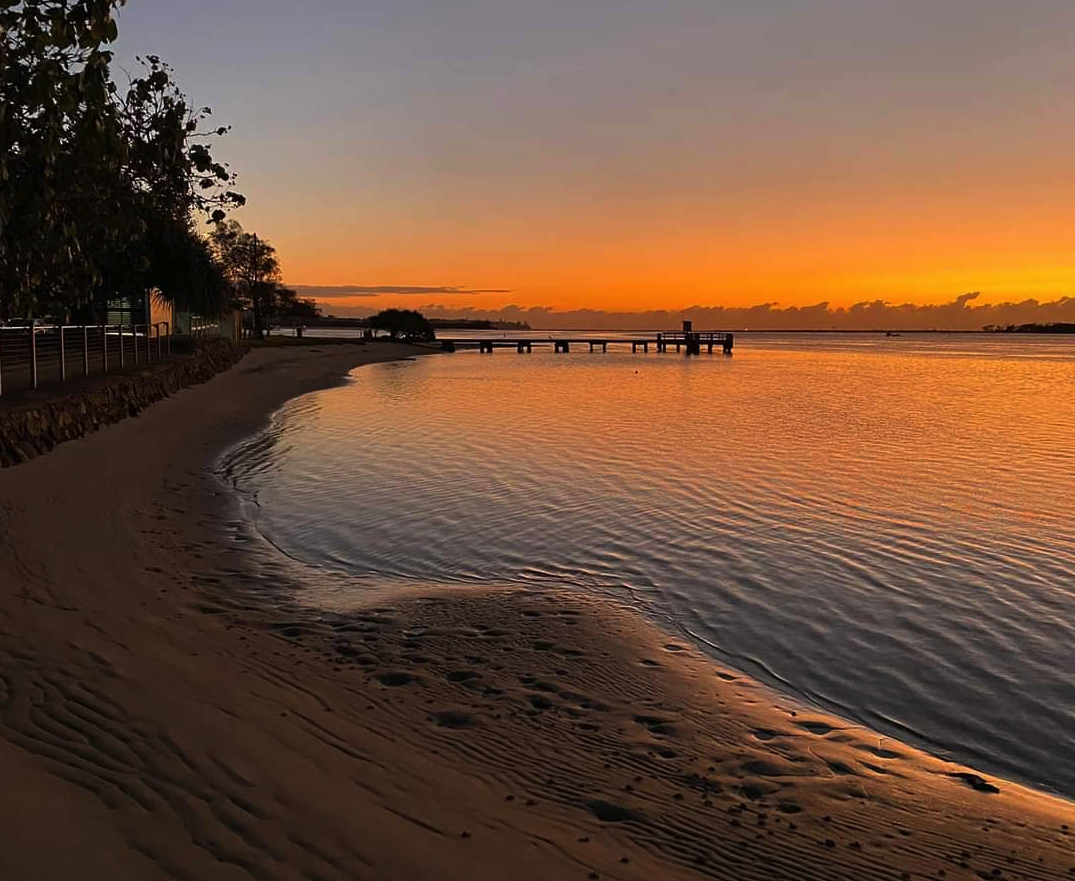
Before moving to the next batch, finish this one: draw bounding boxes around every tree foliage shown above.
[207,221,320,335]
[274,286,320,322]
[208,220,279,338]
[0,1,244,321]
[368,309,436,341]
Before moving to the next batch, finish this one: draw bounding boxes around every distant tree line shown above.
[0,0,315,338]
[983,323,1075,334]
[306,317,531,331]
[428,319,531,330]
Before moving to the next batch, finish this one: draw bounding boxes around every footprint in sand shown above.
[528,694,555,711]
[585,800,646,823]
[377,671,418,687]
[431,710,476,729]
[948,772,1000,794]
[795,719,837,736]
[634,715,677,736]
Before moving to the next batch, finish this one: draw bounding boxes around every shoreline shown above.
[1,343,1073,880]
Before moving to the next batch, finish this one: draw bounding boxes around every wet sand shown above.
[1,343,1073,880]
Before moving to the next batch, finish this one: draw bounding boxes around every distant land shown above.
[300,316,531,331]
[984,322,1075,334]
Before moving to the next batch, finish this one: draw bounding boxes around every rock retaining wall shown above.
[0,339,246,467]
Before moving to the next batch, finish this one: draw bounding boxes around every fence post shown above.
[59,326,67,382]
[103,326,109,373]
[155,323,161,360]
[0,330,4,396]
[133,325,139,366]
[166,321,171,355]
[30,326,38,389]
[82,326,89,376]
[119,325,125,368]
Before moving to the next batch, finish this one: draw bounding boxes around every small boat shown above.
[886,331,902,337]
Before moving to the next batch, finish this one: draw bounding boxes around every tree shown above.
[209,220,280,338]
[145,219,232,319]
[368,309,436,341]
[208,221,321,336]
[0,4,243,321]
[82,56,243,321]
[0,0,126,318]
[273,285,320,323]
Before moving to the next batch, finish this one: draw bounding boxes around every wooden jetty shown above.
[441,324,733,356]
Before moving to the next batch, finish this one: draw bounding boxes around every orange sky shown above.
[118,1,1075,317]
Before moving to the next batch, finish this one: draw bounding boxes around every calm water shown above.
[222,333,1075,797]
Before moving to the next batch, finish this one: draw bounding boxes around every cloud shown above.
[315,292,1075,331]
[289,284,512,299]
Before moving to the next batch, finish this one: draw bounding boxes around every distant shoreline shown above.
[526,327,1075,334]
[281,326,1075,337]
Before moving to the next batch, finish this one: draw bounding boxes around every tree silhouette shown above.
[209,221,280,339]
[368,309,436,341]
[0,3,243,321]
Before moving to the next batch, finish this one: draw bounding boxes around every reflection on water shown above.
[221,333,1075,798]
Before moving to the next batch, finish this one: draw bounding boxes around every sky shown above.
[114,1,1075,325]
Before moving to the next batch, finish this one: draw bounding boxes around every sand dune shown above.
[1,342,1073,880]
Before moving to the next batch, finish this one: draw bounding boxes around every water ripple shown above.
[220,334,1075,799]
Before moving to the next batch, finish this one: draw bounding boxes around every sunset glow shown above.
[114,1,1075,321]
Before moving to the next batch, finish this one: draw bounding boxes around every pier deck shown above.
[440,331,733,355]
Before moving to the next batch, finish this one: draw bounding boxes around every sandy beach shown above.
[1,342,1073,881]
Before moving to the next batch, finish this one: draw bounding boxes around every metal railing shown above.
[190,317,220,340]
[0,322,171,396]
[656,331,733,342]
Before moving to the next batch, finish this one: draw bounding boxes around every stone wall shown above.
[0,339,246,467]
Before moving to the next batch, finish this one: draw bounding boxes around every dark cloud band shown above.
[303,292,1075,331]
[290,285,512,299]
